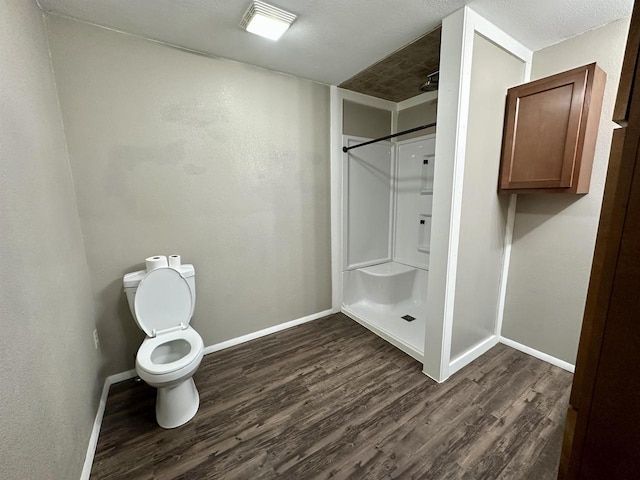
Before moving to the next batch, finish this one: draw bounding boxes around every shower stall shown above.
[341,133,435,360]
[331,8,532,383]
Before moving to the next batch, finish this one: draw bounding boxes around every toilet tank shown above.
[123,265,196,324]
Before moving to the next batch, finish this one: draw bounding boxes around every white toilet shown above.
[123,256,204,429]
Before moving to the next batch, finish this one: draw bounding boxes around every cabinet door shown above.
[500,68,588,190]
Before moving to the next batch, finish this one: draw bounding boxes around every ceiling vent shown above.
[240,1,296,41]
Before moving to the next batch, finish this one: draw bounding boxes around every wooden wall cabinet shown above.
[498,63,606,194]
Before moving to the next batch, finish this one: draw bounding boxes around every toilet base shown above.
[155,377,200,429]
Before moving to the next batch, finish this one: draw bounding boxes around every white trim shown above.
[330,86,344,310]
[391,137,400,259]
[421,8,467,382]
[449,335,499,376]
[341,307,424,363]
[390,109,398,141]
[80,380,110,480]
[499,336,576,373]
[467,9,532,64]
[202,308,335,355]
[106,369,137,384]
[421,369,444,383]
[524,61,532,82]
[396,91,438,111]
[80,369,136,479]
[389,141,397,266]
[81,309,334,478]
[439,7,474,382]
[495,194,517,336]
[435,6,475,382]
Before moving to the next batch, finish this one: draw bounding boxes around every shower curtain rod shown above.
[342,122,437,153]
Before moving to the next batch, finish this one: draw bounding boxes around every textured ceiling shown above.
[37,0,633,85]
[340,27,441,102]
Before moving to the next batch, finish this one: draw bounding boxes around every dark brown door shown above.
[574,127,640,478]
[558,2,640,477]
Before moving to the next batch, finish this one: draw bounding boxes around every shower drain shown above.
[401,315,415,322]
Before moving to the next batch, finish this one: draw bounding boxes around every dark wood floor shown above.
[91,313,572,479]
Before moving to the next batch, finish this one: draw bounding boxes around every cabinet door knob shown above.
[420,219,425,225]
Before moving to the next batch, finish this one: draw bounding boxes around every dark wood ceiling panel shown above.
[339,27,441,103]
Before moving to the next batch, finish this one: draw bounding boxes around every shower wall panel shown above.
[343,137,394,269]
[394,135,435,270]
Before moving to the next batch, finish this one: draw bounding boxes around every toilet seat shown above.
[134,267,202,376]
[136,327,203,375]
[134,267,193,337]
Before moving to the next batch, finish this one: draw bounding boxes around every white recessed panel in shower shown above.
[418,214,432,253]
[421,154,435,194]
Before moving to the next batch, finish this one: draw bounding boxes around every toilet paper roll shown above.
[145,255,168,272]
[168,255,181,270]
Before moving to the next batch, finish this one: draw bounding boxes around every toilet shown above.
[123,257,204,429]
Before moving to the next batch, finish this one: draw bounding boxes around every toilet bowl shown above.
[136,326,204,428]
[124,263,204,429]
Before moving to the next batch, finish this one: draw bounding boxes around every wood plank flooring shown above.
[90,313,572,479]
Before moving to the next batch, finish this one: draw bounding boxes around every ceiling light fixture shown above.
[240,1,296,41]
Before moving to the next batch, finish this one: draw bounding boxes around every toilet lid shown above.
[134,267,193,337]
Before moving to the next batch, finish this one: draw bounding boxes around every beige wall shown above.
[0,2,101,478]
[397,101,437,140]
[343,100,391,138]
[502,18,630,364]
[46,15,332,375]
[451,35,525,359]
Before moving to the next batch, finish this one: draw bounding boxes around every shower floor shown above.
[343,300,425,361]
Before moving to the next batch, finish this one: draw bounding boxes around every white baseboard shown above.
[202,308,335,355]
[80,379,110,480]
[80,309,335,479]
[449,335,499,377]
[81,369,136,479]
[421,369,445,384]
[106,369,137,385]
[499,336,575,373]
